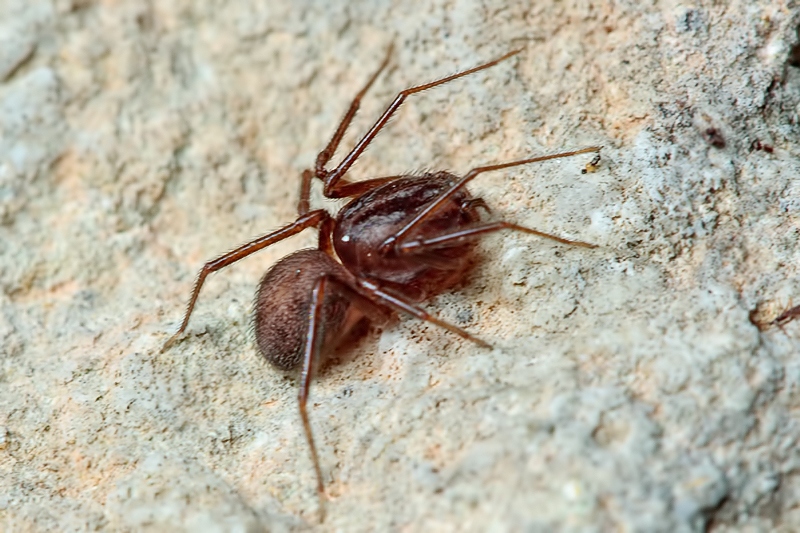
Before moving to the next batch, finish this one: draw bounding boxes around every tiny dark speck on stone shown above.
[704,127,726,148]
[456,308,474,324]
[677,8,706,33]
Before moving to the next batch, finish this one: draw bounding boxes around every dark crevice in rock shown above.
[788,26,800,69]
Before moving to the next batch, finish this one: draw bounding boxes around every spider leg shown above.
[298,272,491,513]
[315,44,394,179]
[321,175,406,200]
[355,279,491,348]
[298,169,315,216]
[317,214,336,256]
[299,275,331,521]
[397,220,597,253]
[298,273,393,521]
[382,146,602,253]
[162,210,330,352]
[300,172,405,215]
[321,49,523,198]
[297,45,394,215]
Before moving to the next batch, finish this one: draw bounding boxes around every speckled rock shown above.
[1,1,799,531]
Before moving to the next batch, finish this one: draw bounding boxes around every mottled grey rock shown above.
[0,29,36,82]
[1,1,799,532]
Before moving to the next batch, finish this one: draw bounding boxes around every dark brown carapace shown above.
[163,46,600,516]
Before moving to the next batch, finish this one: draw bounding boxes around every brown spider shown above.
[163,46,600,513]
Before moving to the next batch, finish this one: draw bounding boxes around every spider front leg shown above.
[381,146,602,253]
[320,49,523,198]
[162,210,330,352]
[297,45,393,216]
[396,220,597,253]
[314,44,394,179]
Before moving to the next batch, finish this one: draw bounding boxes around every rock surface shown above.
[1,1,799,531]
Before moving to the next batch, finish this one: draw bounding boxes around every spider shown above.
[163,45,600,513]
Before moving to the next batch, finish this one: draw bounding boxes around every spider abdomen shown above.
[254,249,357,370]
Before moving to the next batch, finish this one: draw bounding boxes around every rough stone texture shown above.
[1,1,799,531]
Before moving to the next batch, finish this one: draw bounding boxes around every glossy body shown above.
[333,173,481,299]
